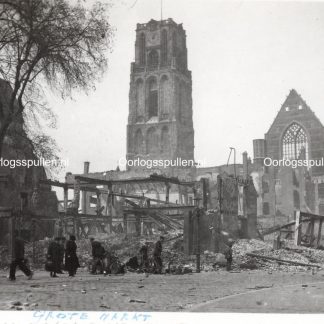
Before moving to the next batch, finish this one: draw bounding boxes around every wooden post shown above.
[107,184,113,233]
[178,185,183,205]
[140,220,144,236]
[317,219,323,248]
[201,178,208,210]
[165,183,170,204]
[196,208,200,273]
[62,185,68,236]
[315,180,319,214]
[310,219,315,247]
[73,179,81,238]
[63,186,68,211]
[32,219,36,265]
[184,187,189,205]
[8,213,15,261]
[294,210,302,246]
[123,213,128,235]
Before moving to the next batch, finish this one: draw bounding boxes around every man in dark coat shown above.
[139,242,149,272]
[47,237,61,277]
[153,236,164,274]
[90,238,105,274]
[65,235,79,277]
[58,237,66,273]
[224,240,234,271]
[9,231,33,281]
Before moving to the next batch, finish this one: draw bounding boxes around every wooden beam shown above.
[310,219,315,247]
[300,211,324,220]
[124,205,196,212]
[247,252,321,268]
[111,192,178,205]
[39,179,68,189]
[317,219,323,248]
[294,210,302,246]
[74,175,196,187]
[165,183,170,203]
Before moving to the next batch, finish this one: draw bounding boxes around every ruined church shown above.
[65,18,324,238]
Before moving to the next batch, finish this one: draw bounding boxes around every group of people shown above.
[89,236,165,275]
[9,232,233,280]
[135,236,164,274]
[46,235,80,277]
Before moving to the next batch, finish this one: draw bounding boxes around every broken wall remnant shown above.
[184,173,258,255]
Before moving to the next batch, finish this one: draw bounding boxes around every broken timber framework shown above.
[40,175,208,239]
[261,210,324,249]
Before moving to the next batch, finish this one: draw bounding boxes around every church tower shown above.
[126,19,194,170]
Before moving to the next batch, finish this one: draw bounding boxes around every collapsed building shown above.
[5,18,324,258]
[40,19,258,257]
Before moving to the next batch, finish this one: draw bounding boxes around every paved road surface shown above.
[1,268,324,312]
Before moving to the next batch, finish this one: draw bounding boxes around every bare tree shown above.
[0,0,114,159]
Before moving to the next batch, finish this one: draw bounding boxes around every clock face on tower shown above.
[147,32,159,46]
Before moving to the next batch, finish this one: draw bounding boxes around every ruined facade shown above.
[252,89,324,227]
[126,19,194,169]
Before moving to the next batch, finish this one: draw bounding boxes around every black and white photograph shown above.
[1,0,324,320]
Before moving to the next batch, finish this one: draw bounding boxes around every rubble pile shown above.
[25,240,50,268]
[282,240,324,264]
[232,239,324,272]
[2,234,324,274]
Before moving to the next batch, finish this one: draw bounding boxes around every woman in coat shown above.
[47,237,61,277]
[65,235,80,277]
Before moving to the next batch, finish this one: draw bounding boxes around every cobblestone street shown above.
[1,268,324,312]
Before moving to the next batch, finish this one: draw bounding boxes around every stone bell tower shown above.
[126,18,194,170]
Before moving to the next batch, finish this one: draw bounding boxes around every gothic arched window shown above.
[146,127,159,154]
[161,126,170,154]
[148,78,158,118]
[139,33,146,65]
[148,50,159,67]
[160,75,170,118]
[135,79,144,118]
[134,129,144,155]
[161,29,168,66]
[282,123,309,160]
[178,82,186,122]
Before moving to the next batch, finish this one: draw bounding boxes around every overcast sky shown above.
[47,0,324,180]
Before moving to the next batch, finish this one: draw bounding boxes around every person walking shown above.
[65,235,80,277]
[153,236,164,274]
[224,240,234,271]
[58,237,66,274]
[139,242,149,272]
[47,237,61,277]
[9,231,33,281]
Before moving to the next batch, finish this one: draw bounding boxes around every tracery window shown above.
[146,127,159,154]
[148,78,158,118]
[282,123,309,160]
[139,33,146,65]
[134,129,144,154]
